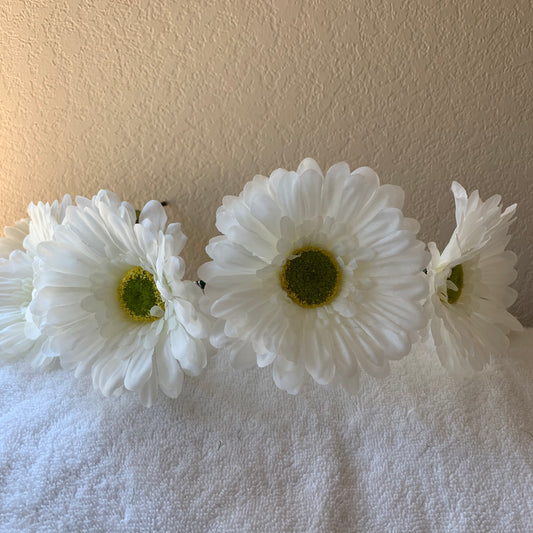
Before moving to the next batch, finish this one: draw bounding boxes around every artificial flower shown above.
[31,190,213,406]
[199,158,428,394]
[426,181,522,376]
[0,195,72,367]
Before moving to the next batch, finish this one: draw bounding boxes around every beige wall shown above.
[1,0,532,324]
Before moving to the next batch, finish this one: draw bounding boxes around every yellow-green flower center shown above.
[446,263,464,304]
[117,266,165,322]
[279,246,342,308]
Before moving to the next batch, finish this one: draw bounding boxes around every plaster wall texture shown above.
[1,1,532,323]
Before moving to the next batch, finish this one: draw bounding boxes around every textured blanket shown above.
[1,330,532,532]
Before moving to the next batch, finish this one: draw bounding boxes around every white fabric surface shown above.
[0,330,532,532]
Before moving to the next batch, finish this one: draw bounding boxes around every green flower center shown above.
[446,263,464,304]
[279,246,342,308]
[117,266,165,322]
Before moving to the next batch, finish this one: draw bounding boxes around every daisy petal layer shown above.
[199,158,428,394]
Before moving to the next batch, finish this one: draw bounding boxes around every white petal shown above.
[257,351,276,368]
[165,223,187,257]
[155,339,184,398]
[302,320,335,385]
[206,240,267,272]
[297,158,324,176]
[139,368,159,407]
[170,326,207,376]
[139,200,168,231]
[94,357,127,397]
[272,355,306,394]
[124,349,154,392]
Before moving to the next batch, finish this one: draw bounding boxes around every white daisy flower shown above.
[0,195,71,367]
[32,190,213,406]
[426,181,522,376]
[198,158,428,394]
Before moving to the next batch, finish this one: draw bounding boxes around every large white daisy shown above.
[426,181,522,376]
[0,195,71,367]
[198,158,428,394]
[32,190,213,406]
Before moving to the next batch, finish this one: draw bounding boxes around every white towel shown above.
[0,330,532,532]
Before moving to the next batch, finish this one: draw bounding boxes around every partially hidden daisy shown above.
[0,218,29,259]
[0,195,72,367]
[426,181,522,376]
[198,158,428,394]
[31,190,213,406]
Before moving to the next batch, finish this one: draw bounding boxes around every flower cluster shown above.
[0,160,522,405]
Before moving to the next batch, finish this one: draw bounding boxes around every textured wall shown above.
[1,1,532,323]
